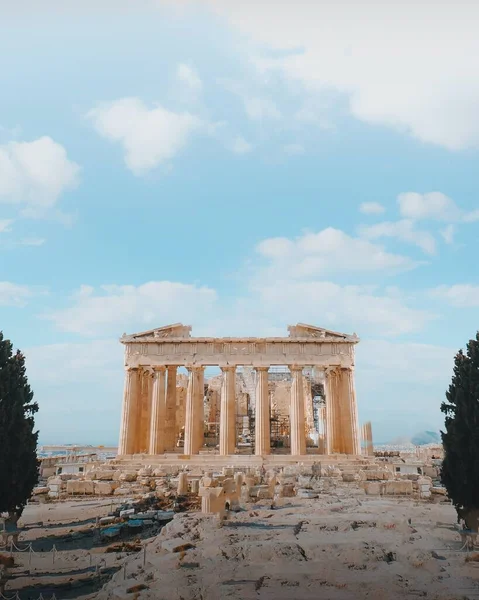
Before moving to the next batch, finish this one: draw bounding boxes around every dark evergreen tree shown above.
[0,332,39,523]
[441,333,479,530]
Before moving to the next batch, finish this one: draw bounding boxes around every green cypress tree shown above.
[441,333,479,531]
[0,331,39,524]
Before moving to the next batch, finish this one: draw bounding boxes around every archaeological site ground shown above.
[1,324,478,599]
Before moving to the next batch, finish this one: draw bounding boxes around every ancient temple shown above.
[117,323,361,457]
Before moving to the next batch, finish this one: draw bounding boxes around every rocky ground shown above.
[4,476,479,600]
[99,490,479,600]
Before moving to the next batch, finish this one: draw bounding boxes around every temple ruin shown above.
[117,323,363,458]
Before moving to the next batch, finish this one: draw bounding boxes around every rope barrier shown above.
[0,594,57,600]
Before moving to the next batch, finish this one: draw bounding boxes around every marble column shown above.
[165,366,177,450]
[254,366,270,455]
[219,366,236,455]
[195,367,205,453]
[148,366,166,455]
[319,405,327,454]
[289,365,306,456]
[325,367,341,455]
[118,367,139,455]
[341,367,361,455]
[184,366,205,455]
[325,367,361,455]
[361,421,374,456]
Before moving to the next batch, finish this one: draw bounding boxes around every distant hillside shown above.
[386,431,441,446]
[410,431,441,445]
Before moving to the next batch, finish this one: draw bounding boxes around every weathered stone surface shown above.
[296,489,319,499]
[67,480,95,495]
[96,470,115,481]
[278,483,296,498]
[119,472,138,482]
[383,480,413,495]
[94,482,119,495]
[162,539,195,553]
[362,481,381,495]
[177,472,189,495]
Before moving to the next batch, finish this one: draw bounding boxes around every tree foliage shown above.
[441,333,479,530]
[0,332,39,522]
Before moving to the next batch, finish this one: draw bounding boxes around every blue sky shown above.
[1,1,479,444]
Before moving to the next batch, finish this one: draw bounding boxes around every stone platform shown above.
[111,453,372,471]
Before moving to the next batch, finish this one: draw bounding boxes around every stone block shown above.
[296,489,319,499]
[66,480,95,495]
[383,480,413,495]
[138,467,152,477]
[94,482,117,496]
[47,477,63,486]
[119,472,138,482]
[257,487,273,500]
[362,481,381,495]
[96,471,115,481]
[201,477,216,488]
[278,483,295,498]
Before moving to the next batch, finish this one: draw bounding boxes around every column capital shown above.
[254,366,270,373]
[325,365,341,376]
[167,365,178,370]
[152,365,167,373]
[220,365,236,373]
[186,365,205,373]
[288,364,304,373]
[125,366,139,372]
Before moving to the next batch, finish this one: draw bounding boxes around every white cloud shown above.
[0,281,35,306]
[248,227,431,337]
[176,63,203,90]
[256,227,419,277]
[431,284,479,308]
[283,143,304,155]
[0,137,80,217]
[359,202,385,215]
[398,192,479,224]
[208,1,479,150]
[251,280,431,337]
[440,224,455,245]
[243,97,282,121]
[87,98,203,175]
[358,219,436,255]
[46,281,218,336]
[231,136,253,154]
[0,219,13,232]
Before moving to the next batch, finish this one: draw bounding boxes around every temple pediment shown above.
[122,323,192,341]
[288,323,358,341]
